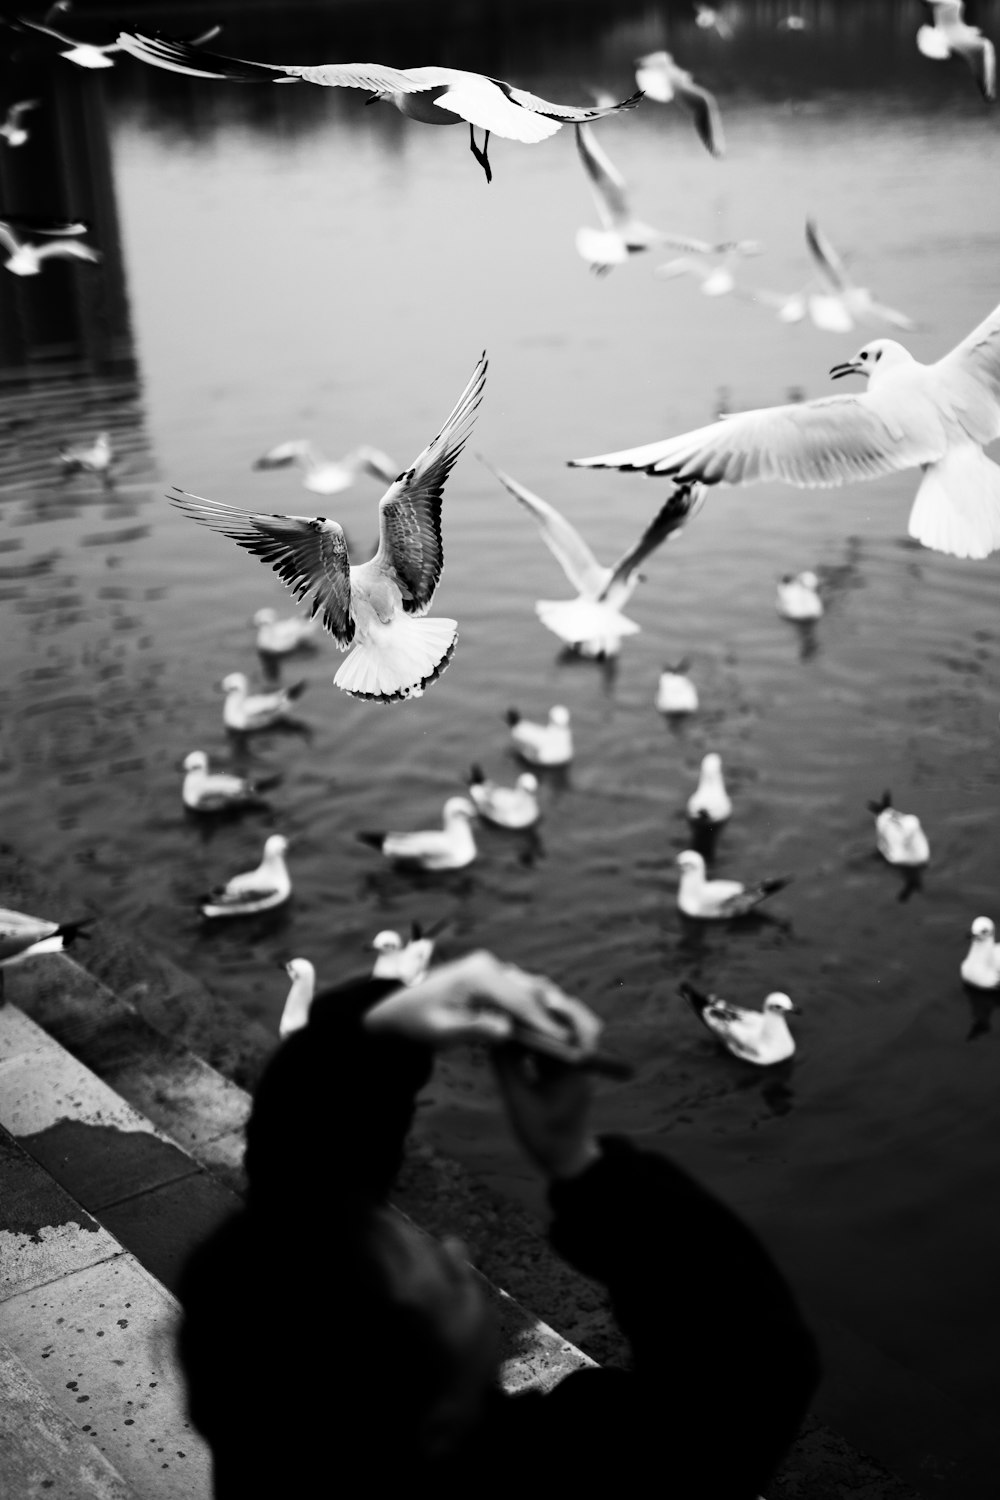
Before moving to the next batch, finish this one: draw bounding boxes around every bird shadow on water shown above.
[194,903,293,944]
[786,618,819,662]
[227,718,314,752]
[687,817,722,863]
[554,646,619,697]
[963,984,999,1042]
[673,910,795,958]
[359,867,477,905]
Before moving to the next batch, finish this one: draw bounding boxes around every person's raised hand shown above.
[363,951,598,1052]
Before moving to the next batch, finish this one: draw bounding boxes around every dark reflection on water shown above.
[2,2,1000,1492]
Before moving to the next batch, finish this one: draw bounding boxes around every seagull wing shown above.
[16,18,80,45]
[500,81,644,124]
[675,78,725,157]
[367,353,487,613]
[569,391,944,487]
[34,239,99,261]
[575,122,630,231]
[934,297,1000,443]
[168,488,355,644]
[346,446,399,482]
[0,220,21,254]
[805,217,853,292]
[482,458,605,596]
[7,99,40,124]
[601,483,705,603]
[115,33,420,93]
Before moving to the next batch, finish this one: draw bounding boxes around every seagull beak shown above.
[829,360,859,380]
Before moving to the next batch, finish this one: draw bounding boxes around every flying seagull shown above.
[0,218,99,276]
[0,99,40,147]
[804,218,915,332]
[483,457,703,657]
[114,31,642,182]
[252,440,398,497]
[634,50,724,156]
[170,353,486,703]
[17,10,220,69]
[916,1,996,100]
[569,297,1000,560]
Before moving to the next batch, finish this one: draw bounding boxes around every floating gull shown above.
[917,1,996,100]
[115,32,642,183]
[695,5,735,41]
[182,750,272,813]
[681,982,798,1064]
[654,238,763,297]
[371,923,438,984]
[961,917,1000,989]
[484,458,703,657]
[687,752,732,824]
[279,957,316,1037]
[0,218,99,276]
[634,51,724,157]
[569,297,1000,560]
[776,570,823,620]
[222,672,307,732]
[867,791,930,867]
[0,99,39,147]
[252,440,398,497]
[0,906,92,997]
[171,353,486,703]
[804,219,916,333]
[58,431,112,473]
[357,796,478,871]
[655,659,698,714]
[777,14,808,31]
[253,607,322,656]
[675,849,790,919]
[200,834,291,918]
[467,764,540,829]
[506,705,573,767]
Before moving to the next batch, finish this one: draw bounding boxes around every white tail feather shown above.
[334,615,458,702]
[908,447,1000,560]
[535,597,640,646]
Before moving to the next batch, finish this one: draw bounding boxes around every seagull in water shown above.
[58,431,112,474]
[634,51,724,157]
[961,917,1000,989]
[0,906,92,997]
[569,296,1000,560]
[0,99,39,147]
[279,957,315,1037]
[170,353,486,704]
[115,32,642,183]
[371,923,438,984]
[222,672,307,732]
[776,570,823,620]
[357,796,478,871]
[252,440,398,497]
[675,849,790,920]
[0,219,99,276]
[252,607,321,656]
[506,706,573,767]
[655,659,699,714]
[687,752,732,824]
[484,459,703,658]
[916,1,996,100]
[868,791,930,867]
[467,765,540,829]
[200,834,291,918]
[182,751,273,813]
[681,983,798,1065]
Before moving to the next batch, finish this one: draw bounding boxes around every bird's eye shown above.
[860,351,868,360]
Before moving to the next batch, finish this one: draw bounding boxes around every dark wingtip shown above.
[57,917,94,945]
[762,876,793,896]
[356,831,385,850]
[410,920,423,941]
[505,708,520,727]
[679,981,709,1012]
[867,790,892,815]
[469,763,485,785]
[285,680,308,700]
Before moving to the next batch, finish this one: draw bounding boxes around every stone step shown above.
[0,1125,211,1499]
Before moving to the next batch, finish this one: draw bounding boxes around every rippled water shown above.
[3,3,1000,1489]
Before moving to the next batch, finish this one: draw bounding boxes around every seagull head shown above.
[221,672,248,693]
[549,705,571,727]
[829,339,910,382]
[372,930,404,954]
[798,570,820,590]
[263,835,289,860]
[700,751,724,778]
[517,773,539,794]
[763,993,799,1015]
[284,957,315,984]
[676,849,706,876]
[183,751,209,773]
[443,797,477,823]
[253,608,278,626]
[970,916,995,943]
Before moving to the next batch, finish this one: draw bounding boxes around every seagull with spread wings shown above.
[482,457,704,657]
[570,298,1000,560]
[634,50,724,157]
[0,99,39,146]
[171,354,486,703]
[115,32,641,183]
[0,218,99,276]
[804,218,915,332]
[917,0,996,100]
[16,7,221,69]
[252,439,398,497]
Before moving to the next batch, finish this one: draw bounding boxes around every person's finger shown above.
[460,1011,513,1043]
[539,988,603,1051]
